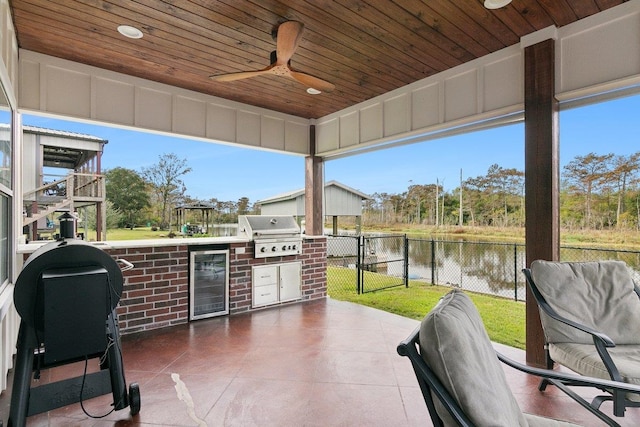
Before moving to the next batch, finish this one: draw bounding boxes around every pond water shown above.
[331,233,640,301]
[207,224,238,237]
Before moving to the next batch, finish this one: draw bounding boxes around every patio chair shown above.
[523,260,640,422]
[397,289,640,427]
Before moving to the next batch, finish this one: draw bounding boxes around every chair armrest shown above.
[522,268,615,347]
[496,351,640,396]
[397,326,475,427]
[396,325,421,356]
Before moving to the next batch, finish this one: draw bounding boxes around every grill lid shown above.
[14,239,124,330]
[238,215,300,238]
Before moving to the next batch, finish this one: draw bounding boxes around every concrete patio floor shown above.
[1,297,639,426]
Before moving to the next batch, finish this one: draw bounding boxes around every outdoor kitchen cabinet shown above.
[252,265,278,306]
[279,262,303,302]
[252,262,301,307]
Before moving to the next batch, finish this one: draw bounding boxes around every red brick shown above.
[126,275,153,284]
[147,307,170,316]
[155,313,179,322]
[127,303,154,312]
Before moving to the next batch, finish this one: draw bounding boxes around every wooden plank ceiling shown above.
[10,0,625,119]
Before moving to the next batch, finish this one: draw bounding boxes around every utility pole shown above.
[435,178,439,227]
[407,179,420,222]
[459,169,463,226]
[440,178,445,226]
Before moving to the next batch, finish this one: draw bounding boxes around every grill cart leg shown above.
[104,312,128,410]
[104,310,141,414]
[7,323,34,427]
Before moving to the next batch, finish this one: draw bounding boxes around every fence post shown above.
[514,244,518,301]
[431,238,436,285]
[404,235,409,288]
[357,235,362,294]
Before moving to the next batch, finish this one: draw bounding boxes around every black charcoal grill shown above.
[7,213,140,426]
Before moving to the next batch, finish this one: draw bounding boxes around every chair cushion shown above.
[419,290,527,426]
[550,342,640,402]
[530,260,640,345]
[524,413,582,426]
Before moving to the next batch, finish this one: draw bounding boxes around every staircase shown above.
[23,199,72,227]
[22,173,104,229]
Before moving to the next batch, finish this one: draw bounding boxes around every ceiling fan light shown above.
[307,88,322,95]
[484,0,511,9]
[117,25,143,39]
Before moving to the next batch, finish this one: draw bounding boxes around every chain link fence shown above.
[327,234,640,301]
[327,234,407,297]
[406,239,526,300]
[326,235,359,297]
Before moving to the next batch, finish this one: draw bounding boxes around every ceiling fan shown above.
[210,21,335,93]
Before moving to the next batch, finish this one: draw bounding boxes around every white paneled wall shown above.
[315,44,524,157]
[0,292,18,391]
[0,0,17,98]
[18,51,310,155]
[0,0,19,394]
[556,1,640,100]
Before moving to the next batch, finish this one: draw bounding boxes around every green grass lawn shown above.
[94,227,215,240]
[101,227,173,240]
[328,266,526,349]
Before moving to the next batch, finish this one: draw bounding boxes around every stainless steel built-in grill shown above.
[238,215,302,258]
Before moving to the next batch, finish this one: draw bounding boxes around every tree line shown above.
[104,153,257,230]
[102,151,640,231]
[363,152,640,230]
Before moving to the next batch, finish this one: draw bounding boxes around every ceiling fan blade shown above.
[210,68,272,82]
[275,21,304,65]
[290,70,335,93]
[210,21,335,93]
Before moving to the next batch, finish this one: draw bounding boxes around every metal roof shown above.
[257,180,371,205]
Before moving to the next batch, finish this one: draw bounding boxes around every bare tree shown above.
[610,152,640,228]
[141,153,192,229]
[237,197,251,215]
[486,165,524,227]
[563,153,614,228]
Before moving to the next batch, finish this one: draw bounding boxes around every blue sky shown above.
[24,94,639,203]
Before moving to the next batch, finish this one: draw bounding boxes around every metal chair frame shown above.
[523,267,640,423]
[398,321,640,427]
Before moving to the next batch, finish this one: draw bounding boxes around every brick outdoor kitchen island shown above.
[18,234,327,335]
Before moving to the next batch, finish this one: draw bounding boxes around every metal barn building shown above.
[257,181,371,234]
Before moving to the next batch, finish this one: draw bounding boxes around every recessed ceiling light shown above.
[117,25,143,39]
[306,88,322,95]
[484,0,511,9]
